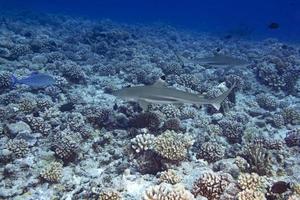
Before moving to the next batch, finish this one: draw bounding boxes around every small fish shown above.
[112,78,236,110]
[270,181,290,194]
[268,22,280,29]
[196,54,249,67]
[12,72,55,88]
[59,102,75,112]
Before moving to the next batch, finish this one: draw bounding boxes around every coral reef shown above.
[192,172,231,200]
[143,183,194,200]
[0,72,13,91]
[196,141,225,163]
[129,112,161,131]
[6,139,29,159]
[0,11,299,200]
[237,189,266,200]
[239,141,272,176]
[159,169,181,184]
[237,173,264,191]
[255,93,277,111]
[219,119,245,143]
[153,130,194,161]
[98,191,121,200]
[131,133,155,153]
[40,161,63,183]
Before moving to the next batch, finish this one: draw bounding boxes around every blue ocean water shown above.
[1,0,300,42]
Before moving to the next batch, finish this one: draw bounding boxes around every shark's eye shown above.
[125,85,131,88]
[160,75,166,80]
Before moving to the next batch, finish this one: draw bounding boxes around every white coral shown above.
[131,133,155,153]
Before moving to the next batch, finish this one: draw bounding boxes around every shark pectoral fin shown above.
[138,100,150,110]
[212,103,221,110]
[152,78,167,87]
[211,81,237,110]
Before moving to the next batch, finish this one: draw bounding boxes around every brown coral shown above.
[196,141,225,163]
[192,172,231,200]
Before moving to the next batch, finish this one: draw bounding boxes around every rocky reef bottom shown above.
[0,12,300,200]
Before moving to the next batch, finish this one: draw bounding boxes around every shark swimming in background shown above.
[112,79,236,110]
[196,54,249,67]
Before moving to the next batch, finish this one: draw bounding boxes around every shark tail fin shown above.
[211,82,236,110]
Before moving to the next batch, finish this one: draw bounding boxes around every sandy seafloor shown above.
[0,12,300,200]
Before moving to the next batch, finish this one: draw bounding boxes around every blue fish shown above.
[12,72,55,88]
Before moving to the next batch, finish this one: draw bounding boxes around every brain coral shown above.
[143,183,194,200]
[153,130,194,161]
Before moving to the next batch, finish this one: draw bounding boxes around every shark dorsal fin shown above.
[152,78,167,87]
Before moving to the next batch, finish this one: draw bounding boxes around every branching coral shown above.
[239,142,272,176]
[40,161,63,183]
[237,189,266,200]
[159,169,181,185]
[50,132,79,162]
[98,191,121,200]
[238,173,265,191]
[18,98,37,113]
[0,72,13,91]
[255,53,300,94]
[256,94,277,111]
[281,107,300,125]
[61,63,86,83]
[192,172,231,200]
[160,104,181,119]
[25,115,52,135]
[284,128,300,147]
[162,118,182,132]
[174,74,202,91]
[129,112,161,131]
[196,141,225,163]
[153,130,194,161]
[143,183,194,200]
[7,139,29,159]
[131,133,155,153]
[219,119,245,143]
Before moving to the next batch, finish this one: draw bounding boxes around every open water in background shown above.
[0,0,300,42]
